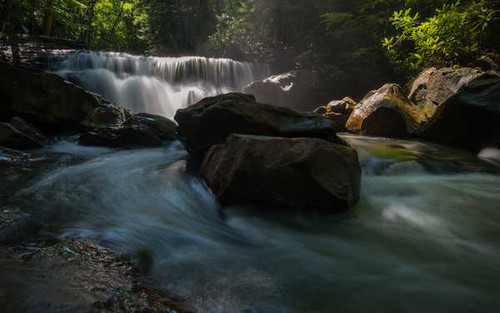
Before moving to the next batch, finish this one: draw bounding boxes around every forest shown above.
[1,0,499,96]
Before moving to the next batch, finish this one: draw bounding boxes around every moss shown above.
[365,143,419,161]
[27,240,99,264]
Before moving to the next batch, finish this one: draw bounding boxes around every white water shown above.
[9,137,500,313]
[52,51,270,118]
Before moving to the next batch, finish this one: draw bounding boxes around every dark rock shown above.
[346,84,426,137]
[408,67,485,119]
[416,71,500,151]
[201,134,361,211]
[314,97,357,131]
[82,104,132,129]
[9,117,48,145]
[174,93,343,156]
[123,113,177,139]
[0,117,48,149]
[0,63,117,132]
[79,113,177,148]
[244,70,329,111]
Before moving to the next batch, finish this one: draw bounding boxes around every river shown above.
[1,52,500,312]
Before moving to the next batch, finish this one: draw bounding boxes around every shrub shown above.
[383,0,495,73]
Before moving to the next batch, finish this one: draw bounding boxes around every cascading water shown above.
[51,51,270,118]
[3,135,500,312]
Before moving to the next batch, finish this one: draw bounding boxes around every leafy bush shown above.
[383,0,495,73]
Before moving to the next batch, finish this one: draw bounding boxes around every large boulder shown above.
[79,113,177,148]
[174,93,343,156]
[0,117,48,149]
[409,67,486,119]
[201,134,361,211]
[416,71,500,151]
[346,84,426,137]
[314,97,357,131]
[244,70,330,111]
[0,63,121,132]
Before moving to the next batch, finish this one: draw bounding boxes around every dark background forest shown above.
[1,0,499,98]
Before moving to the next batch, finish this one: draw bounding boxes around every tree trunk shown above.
[85,0,98,47]
[44,0,56,36]
[1,0,14,34]
[109,3,125,35]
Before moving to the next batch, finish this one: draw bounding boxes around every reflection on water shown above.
[4,137,500,312]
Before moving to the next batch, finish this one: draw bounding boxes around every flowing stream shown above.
[2,135,499,312]
[2,53,500,312]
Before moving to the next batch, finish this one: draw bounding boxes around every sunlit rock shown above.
[409,67,485,118]
[314,97,357,131]
[346,84,426,137]
[416,70,500,151]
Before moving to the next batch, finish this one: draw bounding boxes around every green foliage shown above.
[91,0,139,51]
[1,0,498,99]
[207,0,274,58]
[383,1,495,73]
[321,12,354,30]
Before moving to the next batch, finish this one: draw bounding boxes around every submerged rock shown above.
[175,93,342,156]
[201,134,361,211]
[346,84,426,137]
[79,113,177,148]
[416,70,500,151]
[0,237,193,313]
[314,97,357,131]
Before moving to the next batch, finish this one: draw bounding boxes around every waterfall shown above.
[51,51,270,118]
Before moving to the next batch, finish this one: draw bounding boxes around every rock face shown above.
[0,117,48,149]
[0,63,119,132]
[79,113,177,148]
[201,134,361,211]
[409,67,486,119]
[0,63,174,149]
[416,71,500,151]
[314,97,357,131]
[174,93,342,155]
[244,70,329,111]
[346,84,425,137]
